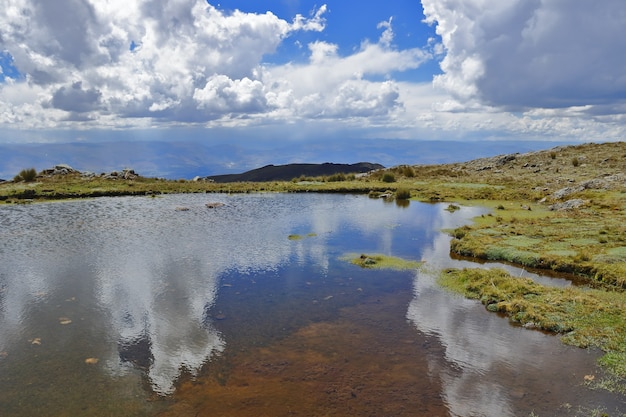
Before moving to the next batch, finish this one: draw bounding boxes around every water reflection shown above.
[407,204,617,416]
[0,194,431,398]
[0,194,622,416]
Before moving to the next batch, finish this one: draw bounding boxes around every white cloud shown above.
[1,0,624,143]
[0,1,433,133]
[422,0,626,113]
[193,75,270,116]
[0,0,331,127]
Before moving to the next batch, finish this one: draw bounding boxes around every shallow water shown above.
[0,193,623,416]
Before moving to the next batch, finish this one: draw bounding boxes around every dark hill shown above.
[205,162,384,183]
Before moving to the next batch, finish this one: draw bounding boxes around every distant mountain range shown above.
[205,162,384,182]
[0,139,572,180]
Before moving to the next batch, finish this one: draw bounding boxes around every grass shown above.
[342,253,423,271]
[288,233,317,241]
[438,267,626,382]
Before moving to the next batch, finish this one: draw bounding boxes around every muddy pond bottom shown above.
[0,193,623,416]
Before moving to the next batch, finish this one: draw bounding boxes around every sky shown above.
[0,0,625,146]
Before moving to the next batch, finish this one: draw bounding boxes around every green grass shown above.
[438,267,626,382]
[342,253,423,271]
[288,233,317,240]
[449,194,626,288]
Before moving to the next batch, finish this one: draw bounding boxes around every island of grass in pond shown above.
[343,253,423,270]
[288,233,318,240]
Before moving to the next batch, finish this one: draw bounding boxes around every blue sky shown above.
[0,0,625,147]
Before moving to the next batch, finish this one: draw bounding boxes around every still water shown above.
[0,193,623,416]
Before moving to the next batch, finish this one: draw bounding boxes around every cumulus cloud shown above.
[0,0,334,127]
[0,0,432,132]
[193,75,270,116]
[51,81,102,112]
[3,0,622,142]
[422,0,626,112]
[260,26,428,121]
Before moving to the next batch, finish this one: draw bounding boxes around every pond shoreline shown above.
[3,141,625,395]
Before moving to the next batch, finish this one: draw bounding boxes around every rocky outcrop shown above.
[41,165,140,180]
[102,168,139,180]
[41,164,80,176]
[551,175,624,200]
[549,199,586,211]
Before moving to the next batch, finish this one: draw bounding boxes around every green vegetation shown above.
[438,267,626,383]
[395,187,411,200]
[13,168,38,182]
[288,233,317,240]
[381,173,396,183]
[449,199,626,289]
[342,253,423,271]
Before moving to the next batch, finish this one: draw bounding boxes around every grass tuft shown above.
[342,253,423,271]
[438,267,626,379]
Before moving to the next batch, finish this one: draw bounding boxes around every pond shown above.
[0,193,623,416]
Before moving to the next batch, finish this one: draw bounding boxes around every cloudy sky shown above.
[0,0,625,145]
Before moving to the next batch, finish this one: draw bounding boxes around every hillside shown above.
[409,141,626,196]
[204,162,384,183]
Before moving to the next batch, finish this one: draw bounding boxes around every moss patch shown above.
[342,253,423,271]
[288,233,317,241]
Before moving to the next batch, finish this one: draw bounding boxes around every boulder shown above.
[549,199,585,211]
[41,164,80,176]
[121,168,138,180]
[552,177,611,200]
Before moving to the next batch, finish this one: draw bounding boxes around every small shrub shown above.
[572,157,580,167]
[327,173,346,182]
[549,151,557,160]
[395,188,411,200]
[14,168,38,182]
[401,165,415,178]
[382,173,396,183]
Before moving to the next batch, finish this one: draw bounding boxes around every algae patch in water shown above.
[342,253,423,271]
[288,233,318,241]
